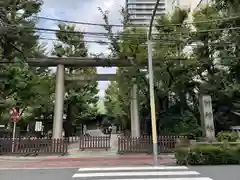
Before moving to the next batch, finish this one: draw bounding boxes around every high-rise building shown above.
[125,0,210,26]
[125,0,167,25]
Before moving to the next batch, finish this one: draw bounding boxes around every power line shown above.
[3,17,240,39]
[33,13,240,28]
[38,37,236,49]
[13,25,240,37]
[39,37,110,45]
[2,26,238,46]
[3,25,240,47]
[37,30,240,45]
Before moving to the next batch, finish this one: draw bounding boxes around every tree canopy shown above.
[0,1,100,136]
[102,0,240,136]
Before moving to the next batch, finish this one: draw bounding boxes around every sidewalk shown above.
[0,153,175,161]
[0,154,176,169]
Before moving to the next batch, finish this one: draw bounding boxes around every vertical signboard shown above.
[199,95,215,140]
[35,121,43,132]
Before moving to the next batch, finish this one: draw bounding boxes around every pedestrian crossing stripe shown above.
[87,178,213,180]
[77,166,189,172]
[72,171,200,178]
[72,166,213,180]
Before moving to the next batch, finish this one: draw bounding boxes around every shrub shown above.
[175,145,240,165]
[217,131,239,142]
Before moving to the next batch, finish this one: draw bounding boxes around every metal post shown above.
[147,0,160,166]
[147,39,158,166]
[53,64,65,138]
[12,121,16,152]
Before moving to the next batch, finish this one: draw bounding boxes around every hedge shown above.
[217,131,239,142]
[175,145,240,165]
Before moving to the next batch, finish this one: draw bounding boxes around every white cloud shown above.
[39,0,125,97]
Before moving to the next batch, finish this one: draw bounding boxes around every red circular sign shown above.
[10,109,20,122]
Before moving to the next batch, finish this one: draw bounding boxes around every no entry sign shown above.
[10,108,20,122]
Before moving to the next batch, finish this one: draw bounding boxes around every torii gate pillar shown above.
[130,83,140,137]
[52,64,65,138]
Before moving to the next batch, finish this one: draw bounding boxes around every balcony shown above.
[126,0,165,5]
[128,10,166,15]
[127,2,165,7]
[127,7,165,11]
[129,16,156,21]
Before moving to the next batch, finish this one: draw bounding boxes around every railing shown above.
[0,135,81,144]
[118,135,187,154]
[79,136,111,151]
[66,136,81,143]
[0,138,68,156]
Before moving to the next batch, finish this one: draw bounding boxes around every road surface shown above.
[0,165,239,180]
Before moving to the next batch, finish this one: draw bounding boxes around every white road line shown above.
[97,178,213,180]
[72,171,200,178]
[77,166,188,172]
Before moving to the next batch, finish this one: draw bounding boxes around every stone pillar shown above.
[199,94,215,141]
[53,64,65,138]
[130,83,140,137]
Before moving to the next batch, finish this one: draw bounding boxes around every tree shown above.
[101,0,240,135]
[52,23,99,137]
[100,7,201,135]
[99,7,151,132]
[104,80,130,129]
[152,7,201,135]
[0,0,55,130]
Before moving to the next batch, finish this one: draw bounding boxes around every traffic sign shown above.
[10,108,20,122]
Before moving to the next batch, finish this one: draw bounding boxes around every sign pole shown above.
[10,107,21,153]
[12,121,16,152]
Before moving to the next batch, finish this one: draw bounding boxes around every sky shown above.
[38,0,125,97]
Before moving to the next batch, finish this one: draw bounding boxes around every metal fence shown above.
[118,136,187,154]
[79,136,111,151]
[0,138,68,156]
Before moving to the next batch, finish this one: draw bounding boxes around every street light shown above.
[147,0,161,166]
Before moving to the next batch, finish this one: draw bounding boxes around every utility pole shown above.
[147,0,161,166]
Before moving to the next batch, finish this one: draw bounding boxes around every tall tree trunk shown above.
[63,103,74,138]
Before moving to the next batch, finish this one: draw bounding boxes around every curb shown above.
[0,155,175,162]
[45,155,175,161]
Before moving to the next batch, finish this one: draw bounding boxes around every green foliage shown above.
[0,0,54,126]
[104,80,129,128]
[217,131,239,142]
[175,145,240,165]
[101,1,240,135]
[172,111,201,137]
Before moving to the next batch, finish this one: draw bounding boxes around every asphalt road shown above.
[0,168,77,180]
[189,165,240,180]
[0,165,239,180]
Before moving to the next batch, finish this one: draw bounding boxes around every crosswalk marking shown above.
[77,166,188,172]
[100,178,213,180]
[72,166,214,180]
[72,171,200,178]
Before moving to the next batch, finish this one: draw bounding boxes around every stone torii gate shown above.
[0,57,163,138]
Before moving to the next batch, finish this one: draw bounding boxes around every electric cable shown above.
[28,13,240,28]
